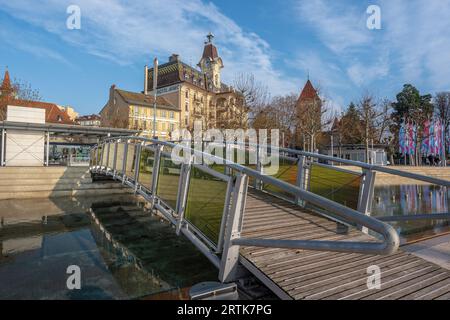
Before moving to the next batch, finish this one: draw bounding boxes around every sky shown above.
[0,0,449,116]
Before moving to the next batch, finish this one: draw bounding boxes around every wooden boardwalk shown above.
[239,190,450,300]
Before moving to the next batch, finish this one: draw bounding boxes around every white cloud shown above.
[296,0,370,54]
[295,0,450,92]
[0,0,298,95]
[346,57,389,87]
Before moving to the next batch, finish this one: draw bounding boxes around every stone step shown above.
[0,187,133,200]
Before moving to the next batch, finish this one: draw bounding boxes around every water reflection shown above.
[372,184,450,240]
[0,195,217,300]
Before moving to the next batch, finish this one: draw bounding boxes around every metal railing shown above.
[89,136,406,283]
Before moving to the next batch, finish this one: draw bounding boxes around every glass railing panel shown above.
[138,147,155,191]
[125,144,137,178]
[262,156,298,201]
[96,146,102,167]
[156,154,181,210]
[101,144,108,167]
[89,148,95,167]
[107,143,115,169]
[309,163,362,210]
[185,166,229,246]
[115,143,125,174]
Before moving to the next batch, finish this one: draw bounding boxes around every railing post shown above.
[224,141,231,176]
[255,143,263,190]
[219,173,249,283]
[105,142,110,173]
[151,145,163,207]
[176,157,193,235]
[122,142,128,183]
[1,128,5,166]
[357,169,377,234]
[99,142,105,171]
[112,141,118,178]
[295,155,306,206]
[134,143,143,191]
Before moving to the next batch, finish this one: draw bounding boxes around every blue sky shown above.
[0,0,449,116]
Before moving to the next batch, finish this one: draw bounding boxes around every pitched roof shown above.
[76,114,101,121]
[116,89,179,111]
[147,60,213,92]
[299,80,318,101]
[0,70,13,96]
[201,43,219,61]
[1,99,75,124]
[1,70,11,90]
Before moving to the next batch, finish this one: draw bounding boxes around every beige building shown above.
[145,33,245,130]
[57,106,78,121]
[100,85,180,140]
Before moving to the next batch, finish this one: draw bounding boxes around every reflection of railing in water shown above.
[87,202,215,298]
[88,206,173,294]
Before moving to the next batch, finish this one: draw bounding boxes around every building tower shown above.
[198,32,223,91]
[295,79,322,151]
[0,69,15,99]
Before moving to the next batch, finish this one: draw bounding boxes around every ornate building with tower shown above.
[145,33,245,130]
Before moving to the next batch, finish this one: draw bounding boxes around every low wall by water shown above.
[340,166,450,186]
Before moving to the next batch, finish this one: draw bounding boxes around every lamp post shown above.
[153,57,158,139]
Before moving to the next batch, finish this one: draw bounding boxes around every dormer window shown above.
[57,115,62,122]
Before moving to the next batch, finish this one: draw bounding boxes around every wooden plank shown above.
[355,266,443,300]
[400,278,450,300]
[316,263,436,300]
[281,253,413,293]
[295,258,427,299]
[238,191,450,300]
[368,271,450,300]
[434,291,450,300]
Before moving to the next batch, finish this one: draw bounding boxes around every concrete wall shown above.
[4,106,46,166]
[341,166,450,185]
[5,130,45,166]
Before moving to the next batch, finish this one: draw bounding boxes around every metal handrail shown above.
[166,139,450,188]
[94,136,400,256]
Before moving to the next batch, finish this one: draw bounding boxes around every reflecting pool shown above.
[0,195,217,300]
[372,184,450,241]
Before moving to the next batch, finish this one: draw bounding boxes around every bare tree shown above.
[12,78,42,101]
[0,76,42,120]
[253,94,297,147]
[233,72,270,127]
[356,94,379,163]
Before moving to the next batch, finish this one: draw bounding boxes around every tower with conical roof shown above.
[198,32,223,91]
[0,69,15,98]
[295,79,322,151]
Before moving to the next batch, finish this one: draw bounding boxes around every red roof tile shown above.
[299,80,318,101]
[202,43,219,60]
[1,99,76,124]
